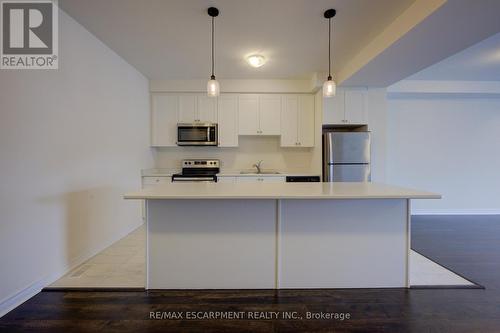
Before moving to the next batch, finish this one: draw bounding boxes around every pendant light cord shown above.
[328,17,332,80]
[211,16,215,79]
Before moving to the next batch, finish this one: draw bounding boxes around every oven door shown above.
[177,123,217,146]
[171,175,217,182]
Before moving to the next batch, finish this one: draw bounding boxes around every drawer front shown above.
[142,176,171,186]
[236,176,285,183]
[217,176,236,183]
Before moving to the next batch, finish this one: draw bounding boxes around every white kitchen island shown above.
[124,182,440,289]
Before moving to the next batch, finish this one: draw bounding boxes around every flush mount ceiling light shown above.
[247,54,266,68]
[323,8,337,98]
[207,7,220,97]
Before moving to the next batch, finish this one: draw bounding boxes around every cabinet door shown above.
[178,94,197,123]
[142,176,172,186]
[259,95,281,135]
[235,176,261,183]
[297,95,315,147]
[322,89,345,125]
[151,94,178,147]
[238,94,260,135]
[261,176,286,183]
[217,95,238,147]
[344,89,367,124]
[217,176,236,183]
[236,176,285,183]
[197,95,218,122]
[280,95,299,147]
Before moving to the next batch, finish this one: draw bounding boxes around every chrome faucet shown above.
[253,160,263,174]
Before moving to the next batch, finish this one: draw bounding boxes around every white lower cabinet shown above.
[236,176,286,183]
[217,176,236,183]
[142,176,172,186]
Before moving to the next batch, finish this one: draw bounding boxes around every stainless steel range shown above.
[171,159,220,182]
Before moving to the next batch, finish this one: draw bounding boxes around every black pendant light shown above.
[207,7,220,97]
[323,9,336,97]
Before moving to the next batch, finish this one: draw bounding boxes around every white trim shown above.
[0,275,48,319]
[0,222,144,318]
[275,199,282,289]
[149,77,322,94]
[412,208,500,215]
[406,199,411,288]
[387,80,500,98]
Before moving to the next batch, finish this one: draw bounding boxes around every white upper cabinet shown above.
[238,94,281,135]
[151,92,316,148]
[297,95,315,146]
[238,94,259,135]
[151,93,179,147]
[217,95,238,147]
[323,90,345,124]
[323,88,367,125]
[280,95,299,146]
[178,94,197,123]
[178,94,217,123]
[259,95,281,135]
[197,95,218,123]
[280,95,314,147]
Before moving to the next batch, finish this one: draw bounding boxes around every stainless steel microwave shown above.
[177,123,218,146]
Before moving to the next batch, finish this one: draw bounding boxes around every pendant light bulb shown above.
[323,77,336,97]
[207,77,220,97]
[207,7,220,97]
[323,9,336,98]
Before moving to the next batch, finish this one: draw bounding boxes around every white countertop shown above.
[124,182,440,200]
[141,168,320,177]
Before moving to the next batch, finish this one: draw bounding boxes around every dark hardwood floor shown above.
[2,215,500,332]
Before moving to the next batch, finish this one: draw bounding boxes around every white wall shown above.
[366,89,388,183]
[154,136,318,174]
[387,96,500,214]
[0,10,152,314]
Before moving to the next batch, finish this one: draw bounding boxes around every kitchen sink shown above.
[239,170,281,175]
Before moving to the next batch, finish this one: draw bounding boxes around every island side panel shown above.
[146,199,276,289]
[280,199,408,288]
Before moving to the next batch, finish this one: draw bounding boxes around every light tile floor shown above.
[50,225,146,288]
[410,250,474,286]
[50,224,474,288]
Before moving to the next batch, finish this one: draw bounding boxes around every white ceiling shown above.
[59,0,414,80]
[408,32,500,81]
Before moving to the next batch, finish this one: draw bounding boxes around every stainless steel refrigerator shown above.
[323,132,371,182]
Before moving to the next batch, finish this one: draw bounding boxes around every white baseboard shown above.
[0,221,144,318]
[412,208,500,215]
